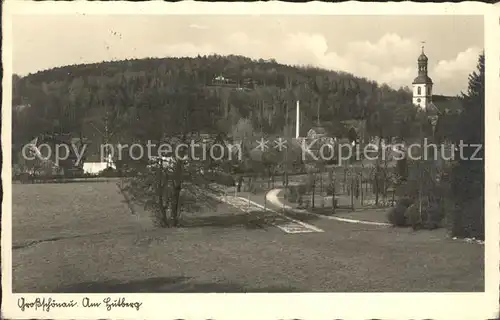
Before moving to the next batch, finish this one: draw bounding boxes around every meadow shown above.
[11,181,484,293]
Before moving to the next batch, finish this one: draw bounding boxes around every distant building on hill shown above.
[211,74,237,88]
[209,74,258,91]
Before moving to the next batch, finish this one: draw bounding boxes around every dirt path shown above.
[265,188,392,227]
[204,190,323,233]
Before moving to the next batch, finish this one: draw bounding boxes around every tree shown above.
[121,83,223,227]
[261,144,280,188]
[230,118,257,192]
[366,107,392,205]
[347,127,357,145]
[449,53,484,239]
[13,55,416,156]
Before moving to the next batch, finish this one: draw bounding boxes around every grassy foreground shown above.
[12,181,484,292]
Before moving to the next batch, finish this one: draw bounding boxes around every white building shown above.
[83,154,115,175]
[412,46,433,109]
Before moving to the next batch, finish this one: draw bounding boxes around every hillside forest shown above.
[12,54,463,152]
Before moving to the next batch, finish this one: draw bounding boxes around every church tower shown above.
[412,45,433,108]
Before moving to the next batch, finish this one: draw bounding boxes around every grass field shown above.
[11,181,484,293]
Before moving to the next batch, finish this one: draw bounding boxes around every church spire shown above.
[412,43,433,109]
[417,41,429,77]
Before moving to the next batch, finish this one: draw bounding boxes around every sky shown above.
[12,15,483,95]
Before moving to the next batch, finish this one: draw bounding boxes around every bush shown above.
[210,172,235,186]
[285,186,299,203]
[396,197,413,209]
[99,167,119,177]
[405,204,421,230]
[423,201,444,230]
[325,184,335,195]
[297,184,307,196]
[389,197,445,231]
[387,204,407,227]
[249,182,266,194]
[464,197,484,239]
[448,196,484,240]
[286,184,307,204]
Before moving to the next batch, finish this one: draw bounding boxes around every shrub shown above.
[387,205,407,227]
[304,199,311,208]
[286,184,308,204]
[297,195,303,207]
[286,186,299,203]
[423,201,444,230]
[297,184,307,195]
[297,185,306,206]
[405,204,421,230]
[210,172,235,186]
[100,167,118,177]
[465,196,484,240]
[325,184,335,195]
[250,182,266,194]
[448,196,484,240]
[396,197,413,209]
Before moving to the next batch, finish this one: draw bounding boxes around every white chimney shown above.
[295,100,300,139]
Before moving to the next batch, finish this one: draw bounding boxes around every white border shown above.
[2,1,499,319]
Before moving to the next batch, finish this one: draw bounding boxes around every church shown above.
[294,45,454,146]
[412,46,434,109]
[412,45,443,135]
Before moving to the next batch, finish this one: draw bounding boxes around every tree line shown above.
[12,54,444,150]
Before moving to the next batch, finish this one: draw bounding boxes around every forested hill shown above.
[13,54,417,148]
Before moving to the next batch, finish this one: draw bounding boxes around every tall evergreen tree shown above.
[449,53,484,239]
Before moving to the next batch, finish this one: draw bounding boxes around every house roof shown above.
[426,101,440,114]
[309,127,327,135]
[34,134,89,145]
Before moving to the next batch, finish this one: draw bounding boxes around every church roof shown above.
[412,75,433,84]
[418,53,428,62]
[426,101,441,115]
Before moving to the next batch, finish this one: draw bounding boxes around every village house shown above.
[22,134,86,176]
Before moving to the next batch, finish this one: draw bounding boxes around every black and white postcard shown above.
[2,1,499,319]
